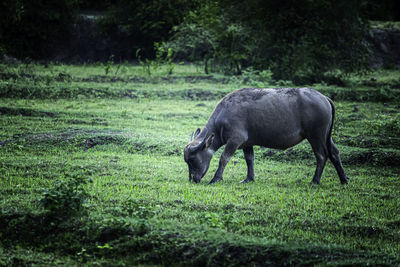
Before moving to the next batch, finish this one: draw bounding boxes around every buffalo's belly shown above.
[247,128,304,149]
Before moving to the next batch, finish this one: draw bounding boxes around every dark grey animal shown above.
[184,87,349,185]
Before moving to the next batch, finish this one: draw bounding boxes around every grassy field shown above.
[0,62,399,266]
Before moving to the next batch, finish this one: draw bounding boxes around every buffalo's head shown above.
[184,128,215,183]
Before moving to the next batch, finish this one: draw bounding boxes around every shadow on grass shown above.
[0,209,398,266]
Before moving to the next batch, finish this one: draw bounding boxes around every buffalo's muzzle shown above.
[192,175,201,183]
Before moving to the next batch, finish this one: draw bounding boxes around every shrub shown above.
[168,0,371,81]
[40,174,90,217]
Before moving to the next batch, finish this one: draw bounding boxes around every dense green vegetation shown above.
[1,0,399,81]
[0,63,399,265]
[168,0,372,81]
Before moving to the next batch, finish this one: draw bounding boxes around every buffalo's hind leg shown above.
[241,146,255,183]
[308,137,329,185]
[328,139,349,184]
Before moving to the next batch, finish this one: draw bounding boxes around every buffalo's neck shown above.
[204,121,223,152]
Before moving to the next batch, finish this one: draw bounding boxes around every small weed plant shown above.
[136,42,177,76]
[40,174,90,217]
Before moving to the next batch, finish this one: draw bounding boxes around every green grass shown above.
[0,63,399,265]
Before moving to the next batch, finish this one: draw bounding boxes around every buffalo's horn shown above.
[194,128,201,137]
[190,128,201,141]
[189,138,206,153]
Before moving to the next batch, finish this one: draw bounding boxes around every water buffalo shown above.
[184,87,349,185]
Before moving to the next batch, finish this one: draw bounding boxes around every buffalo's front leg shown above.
[208,140,241,184]
[241,146,255,183]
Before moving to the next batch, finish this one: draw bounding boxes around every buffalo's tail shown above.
[326,97,335,157]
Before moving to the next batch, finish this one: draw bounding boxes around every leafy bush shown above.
[167,23,215,73]
[167,2,255,75]
[137,42,177,75]
[168,0,371,81]
[40,174,90,217]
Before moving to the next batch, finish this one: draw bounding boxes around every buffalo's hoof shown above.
[341,177,349,184]
[208,177,223,184]
[240,178,254,184]
[310,179,321,185]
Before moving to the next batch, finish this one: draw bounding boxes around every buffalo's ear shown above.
[204,133,214,149]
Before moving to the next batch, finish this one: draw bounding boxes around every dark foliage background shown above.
[0,0,80,59]
[0,0,398,81]
[96,0,199,59]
